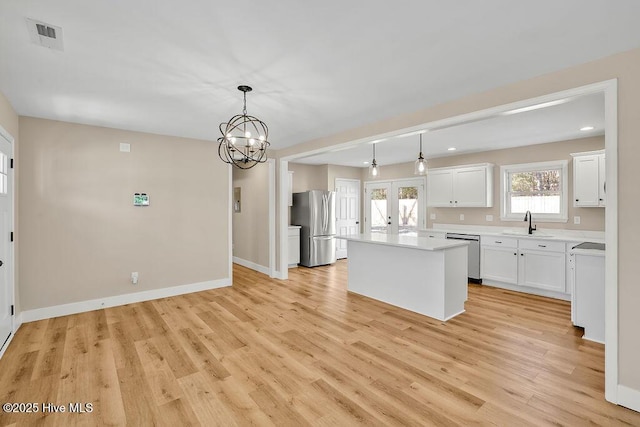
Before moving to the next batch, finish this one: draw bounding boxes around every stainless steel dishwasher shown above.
[445,233,481,283]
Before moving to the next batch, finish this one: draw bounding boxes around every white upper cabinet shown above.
[427,163,493,207]
[425,169,454,207]
[572,150,605,207]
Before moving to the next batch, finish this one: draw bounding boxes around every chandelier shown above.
[218,85,270,169]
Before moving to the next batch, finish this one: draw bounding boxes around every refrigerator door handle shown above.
[322,194,328,232]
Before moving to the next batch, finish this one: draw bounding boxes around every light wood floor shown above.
[1,261,639,426]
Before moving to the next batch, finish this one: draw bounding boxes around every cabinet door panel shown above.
[481,246,518,284]
[454,167,487,207]
[574,156,600,207]
[426,170,453,207]
[518,250,565,292]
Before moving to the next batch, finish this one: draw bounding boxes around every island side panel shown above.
[346,240,447,320]
[443,245,468,320]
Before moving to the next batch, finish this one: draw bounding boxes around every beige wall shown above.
[0,91,20,314]
[279,47,640,392]
[18,117,229,311]
[364,136,605,231]
[327,165,362,190]
[232,165,269,268]
[428,136,605,230]
[289,163,328,192]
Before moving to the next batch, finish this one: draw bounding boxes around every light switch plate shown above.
[430,213,436,220]
[120,142,131,152]
[574,216,581,225]
[486,215,493,222]
[459,214,465,221]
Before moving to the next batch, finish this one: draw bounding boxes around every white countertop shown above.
[288,225,302,229]
[337,233,469,251]
[421,224,605,244]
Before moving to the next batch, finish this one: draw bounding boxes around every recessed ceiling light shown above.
[580,126,595,131]
[447,147,457,151]
[363,161,369,164]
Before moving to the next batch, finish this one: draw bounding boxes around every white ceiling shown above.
[0,1,638,150]
[294,92,605,167]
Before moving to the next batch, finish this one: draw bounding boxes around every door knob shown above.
[0,260,3,267]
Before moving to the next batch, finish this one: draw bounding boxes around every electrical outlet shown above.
[486,215,493,222]
[119,142,131,152]
[459,214,465,221]
[131,272,139,285]
[574,216,581,225]
[430,213,436,220]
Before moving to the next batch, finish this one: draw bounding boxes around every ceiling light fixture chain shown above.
[218,85,270,169]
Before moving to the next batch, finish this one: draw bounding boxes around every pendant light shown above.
[369,143,380,178]
[218,85,270,169]
[414,133,427,175]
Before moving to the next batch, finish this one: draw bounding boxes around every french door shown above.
[365,178,425,236]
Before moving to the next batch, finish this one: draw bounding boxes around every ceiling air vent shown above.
[26,18,64,51]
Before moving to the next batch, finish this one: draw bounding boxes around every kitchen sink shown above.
[501,230,552,237]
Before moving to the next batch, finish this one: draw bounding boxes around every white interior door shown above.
[365,182,391,234]
[0,131,13,353]
[335,179,360,259]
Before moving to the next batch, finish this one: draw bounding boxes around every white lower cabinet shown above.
[518,249,565,292]
[481,241,518,284]
[288,226,301,267]
[481,236,567,297]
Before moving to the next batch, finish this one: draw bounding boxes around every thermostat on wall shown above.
[134,193,149,206]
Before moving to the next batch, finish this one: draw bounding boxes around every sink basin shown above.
[502,230,552,237]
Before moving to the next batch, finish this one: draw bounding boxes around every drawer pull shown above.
[513,252,517,256]
[538,244,547,248]
[495,241,502,244]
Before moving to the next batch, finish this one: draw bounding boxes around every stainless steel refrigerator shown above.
[291,190,337,267]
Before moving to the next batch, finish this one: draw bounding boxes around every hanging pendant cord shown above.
[243,91,247,116]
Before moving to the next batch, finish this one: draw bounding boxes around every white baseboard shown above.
[0,314,23,359]
[272,270,287,280]
[618,384,640,413]
[20,278,231,323]
[480,280,571,301]
[233,257,271,276]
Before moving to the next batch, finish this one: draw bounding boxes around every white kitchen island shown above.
[339,234,469,321]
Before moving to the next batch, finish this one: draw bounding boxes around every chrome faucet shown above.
[524,210,536,235]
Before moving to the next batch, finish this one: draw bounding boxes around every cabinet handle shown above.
[455,201,458,203]
[520,253,524,256]
[538,244,546,248]
[576,199,579,202]
[599,198,604,201]
[513,252,517,256]
[495,241,502,244]
[450,201,453,204]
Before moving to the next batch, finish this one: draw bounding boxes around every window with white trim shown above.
[500,160,568,222]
